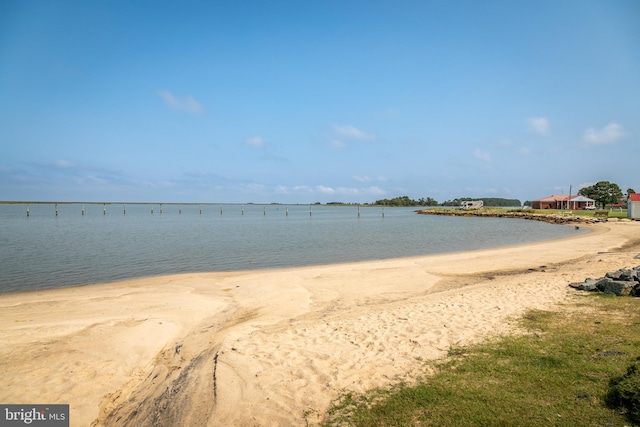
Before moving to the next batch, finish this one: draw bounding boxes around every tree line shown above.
[371,196,521,207]
[357,181,636,209]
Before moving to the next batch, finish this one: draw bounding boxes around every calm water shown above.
[0,203,586,293]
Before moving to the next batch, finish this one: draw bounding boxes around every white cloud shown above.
[473,149,492,162]
[353,176,371,183]
[336,187,361,195]
[526,117,550,136]
[245,136,265,148]
[274,184,387,197]
[275,185,292,194]
[364,186,387,195]
[583,123,626,145]
[53,160,74,169]
[293,185,314,193]
[353,175,387,183]
[332,124,375,141]
[276,185,315,195]
[157,90,203,114]
[314,185,388,196]
[327,139,346,149]
[274,185,288,194]
[236,183,267,193]
[316,185,336,194]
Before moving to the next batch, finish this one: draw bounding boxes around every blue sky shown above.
[1,0,639,204]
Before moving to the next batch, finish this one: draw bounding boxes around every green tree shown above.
[418,197,439,206]
[578,181,623,209]
[373,195,441,206]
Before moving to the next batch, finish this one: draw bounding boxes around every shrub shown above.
[606,358,640,424]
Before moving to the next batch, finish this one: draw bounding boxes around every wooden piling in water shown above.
[55,203,58,217]
[26,205,30,217]
[103,204,106,215]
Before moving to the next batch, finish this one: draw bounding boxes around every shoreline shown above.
[417,208,618,224]
[1,221,640,426]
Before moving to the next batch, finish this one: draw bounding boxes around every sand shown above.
[1,219,640,426]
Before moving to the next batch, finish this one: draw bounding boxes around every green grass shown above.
[322,295,640,426]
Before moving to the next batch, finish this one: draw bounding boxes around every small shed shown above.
[628,193,640,220]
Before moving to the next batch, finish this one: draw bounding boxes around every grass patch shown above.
[322,295,640,426]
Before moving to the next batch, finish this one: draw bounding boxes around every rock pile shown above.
[569,266,640,296]
[416,209,606,225]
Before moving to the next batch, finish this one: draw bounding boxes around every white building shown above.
[628,193,640,220]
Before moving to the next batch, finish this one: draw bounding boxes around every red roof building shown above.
[532,194,595,210]
[531,195,567,210]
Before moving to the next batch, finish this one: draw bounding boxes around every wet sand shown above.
[1,220,639,426]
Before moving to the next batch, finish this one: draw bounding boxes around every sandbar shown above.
[1,220,640,426]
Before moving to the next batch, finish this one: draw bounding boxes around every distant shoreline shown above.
[0,201,314,205]
[0,200,402,207]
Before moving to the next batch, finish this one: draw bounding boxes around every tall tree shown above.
[418,197,439,206]
[578,181,623,209]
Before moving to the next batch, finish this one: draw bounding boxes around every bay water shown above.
[0,203,585,293]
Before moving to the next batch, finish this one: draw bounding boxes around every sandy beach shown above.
[1,219,640,426]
